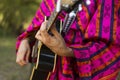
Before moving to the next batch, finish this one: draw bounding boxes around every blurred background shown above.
[0,0,120,80]
[0,0,41,80]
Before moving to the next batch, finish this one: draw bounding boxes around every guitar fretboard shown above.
[46,10,59,31]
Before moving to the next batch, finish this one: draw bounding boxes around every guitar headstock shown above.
[61,0,91,7]
[56,0,91,12]
[61,0,81,8]
[56,0,82,13]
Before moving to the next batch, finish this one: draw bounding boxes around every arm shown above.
[16,0,56,66]
[16,0,56,53]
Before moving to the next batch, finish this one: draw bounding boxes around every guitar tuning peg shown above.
[86,0,91,5]
[78,4,82,11]
[56,0,61,12]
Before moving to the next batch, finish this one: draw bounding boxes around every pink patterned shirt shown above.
[16,0,120,80]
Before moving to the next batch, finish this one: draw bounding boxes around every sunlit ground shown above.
[0,36,31,80]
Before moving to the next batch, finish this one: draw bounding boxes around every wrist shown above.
[64,47,74,57]
[56,46,74,57]
[21,38,29,44]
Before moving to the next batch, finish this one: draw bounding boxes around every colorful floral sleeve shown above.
[16,0,57,54]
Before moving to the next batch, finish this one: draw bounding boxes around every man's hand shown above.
[35,21,74,57]
[16,39,30,66]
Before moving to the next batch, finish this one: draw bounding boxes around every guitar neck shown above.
[46,10,60,31]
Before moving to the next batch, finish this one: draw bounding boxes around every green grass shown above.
[0,36,32,80]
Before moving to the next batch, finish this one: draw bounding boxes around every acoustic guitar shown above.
[29,0,82,80]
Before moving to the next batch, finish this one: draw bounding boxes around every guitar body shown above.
[30,19,60,80]
[30,45,56,80]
